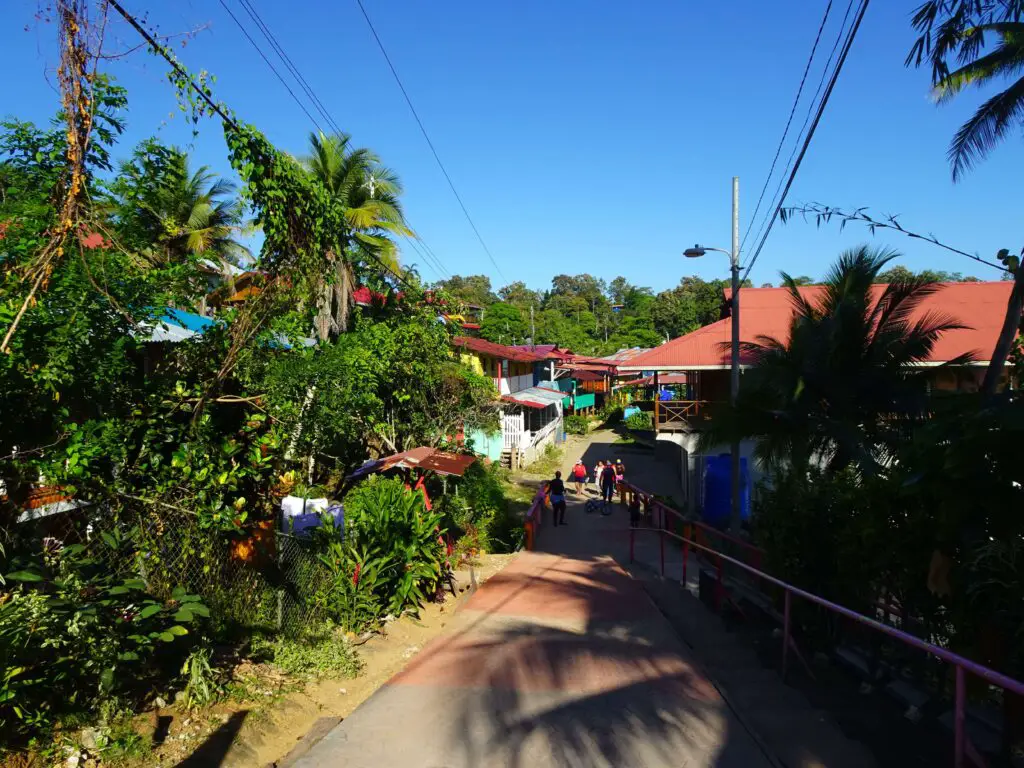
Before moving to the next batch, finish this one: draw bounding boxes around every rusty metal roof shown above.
[453,336,547,363]
[418,451,477,476]
[347,446,477,481]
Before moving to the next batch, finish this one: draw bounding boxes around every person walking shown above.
[593,460,605,493]
[549,470,567,526]
[599,461,617,507]
[571,459,587,494]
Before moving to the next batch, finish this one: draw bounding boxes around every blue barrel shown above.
[702,454,750,528]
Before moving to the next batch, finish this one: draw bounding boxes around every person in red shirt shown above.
[571,459,587,494]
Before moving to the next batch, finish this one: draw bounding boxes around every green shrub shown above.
[315,540,387,634]
[564,414,590,435]
[0,533,208,743]
[444,462,524,555]
[598,405,623,426]
[262,631,361,679]
[313,477,448,632]
[179,646,222,710]
[623,411,653,430]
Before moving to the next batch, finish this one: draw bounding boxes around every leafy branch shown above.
[779,202,1012,272]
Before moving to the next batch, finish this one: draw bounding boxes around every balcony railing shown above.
[653,400,711,432]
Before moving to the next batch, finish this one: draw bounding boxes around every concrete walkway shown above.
[292,437,774,767]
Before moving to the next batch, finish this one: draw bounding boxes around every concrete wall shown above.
[655,433,764,515]
[467,428,504,462]
[520,424,558,467]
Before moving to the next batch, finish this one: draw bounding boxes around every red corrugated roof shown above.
[453,336,546,362]
[623,373,690,386]
[619,282,1014,370]
[567,369,606,382]
[511,344,574,360]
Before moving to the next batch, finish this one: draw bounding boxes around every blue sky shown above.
[2,1,1020,292]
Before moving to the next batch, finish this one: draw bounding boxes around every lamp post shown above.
[683,176,741,533]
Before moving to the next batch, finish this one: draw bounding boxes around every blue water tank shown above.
[702,454,750,528]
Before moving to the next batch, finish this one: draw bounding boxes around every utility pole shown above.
[729,176,741,535]
[682,176,742,534]
[530,304,536,348]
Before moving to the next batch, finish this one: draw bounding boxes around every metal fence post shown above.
[715,554,723,612]
[954,665,965,768]
[682,525,689,588]
[660,526,665,577]
[782,590,791,681]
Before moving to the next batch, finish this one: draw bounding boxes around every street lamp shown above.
[683,176,742,534]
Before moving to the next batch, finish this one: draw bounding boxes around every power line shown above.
[740,0,834,256]
[109,0,422,294]
[235,0,339,136]
[212,0,443,291]
[216,0,327,136]
[229,0,453,280]
[403,234,448,279]
[741,0,870,284]
[744,0,856,263]
[354,0,508,283]
[418,238,451,280]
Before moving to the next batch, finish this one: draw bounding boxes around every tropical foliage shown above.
[436,272,730,356]
[301,131,412,339]
[908,0,1024,180]
[0,54,504,751]
[314,478,448,632]
[700,247,970,473]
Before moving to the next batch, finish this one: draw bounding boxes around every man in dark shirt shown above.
[600,461,617,505]
[548,470,567,526]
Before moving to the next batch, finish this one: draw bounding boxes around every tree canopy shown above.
[434,272,731,356]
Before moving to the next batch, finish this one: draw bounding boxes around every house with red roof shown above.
[618,281,1015,430]
[453,336,565,468]
[615,281,1016,513]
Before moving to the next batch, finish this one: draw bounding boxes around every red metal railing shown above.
[523,486,547,551]
[620,481,1023,768]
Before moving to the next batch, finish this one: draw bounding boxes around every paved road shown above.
[293,435,774,767]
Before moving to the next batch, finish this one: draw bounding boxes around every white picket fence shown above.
[502,412,525,449]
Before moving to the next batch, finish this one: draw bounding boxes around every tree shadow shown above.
[366,553,778,766]
[174,710,248,768]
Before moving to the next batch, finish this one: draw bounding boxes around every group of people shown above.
[547,457,626,526]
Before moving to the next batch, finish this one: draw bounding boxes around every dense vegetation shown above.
[702,248,1024,742]
[435,273,731,355]
[0,14,510,755]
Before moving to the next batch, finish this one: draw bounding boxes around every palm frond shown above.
[933,23,1024,101]
[949,73,1024,179]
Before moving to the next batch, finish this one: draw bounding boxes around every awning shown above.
[346,447,477,481]
[502,386,565,410]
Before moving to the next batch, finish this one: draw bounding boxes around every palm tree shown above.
[908,3,1024,181]
[699,246,972,474]
[301,132,412,339]
[133,151,251,273]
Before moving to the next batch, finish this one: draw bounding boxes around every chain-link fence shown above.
[13,501,331,638]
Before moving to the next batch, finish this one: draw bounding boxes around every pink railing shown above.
[523,486,547,551]
[620,481,1023,768]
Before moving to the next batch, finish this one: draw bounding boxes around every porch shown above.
[499,386,564,469]
[654,399,711,433]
